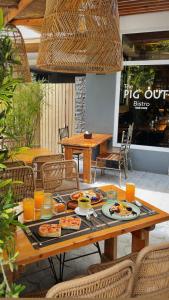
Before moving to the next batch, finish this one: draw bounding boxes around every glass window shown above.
[118,65,169,147]
[123,31,169,61]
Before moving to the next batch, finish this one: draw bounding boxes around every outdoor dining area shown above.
[1,0,169,299]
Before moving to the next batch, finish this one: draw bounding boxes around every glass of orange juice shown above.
[126,183,135,202]
[34,190,44,210]
[23,198,35,222]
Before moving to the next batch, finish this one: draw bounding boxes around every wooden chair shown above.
[110,123,134,171]
[46,260,135,299]
[42,160,80,194]
[58,126,82,171]
[92,131,127,186]
[32,154,64,188]
[88,242,169,297]
[0,166,35,202]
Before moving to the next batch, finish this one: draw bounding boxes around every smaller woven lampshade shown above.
[0,24,31,82]
[37,0,123,74]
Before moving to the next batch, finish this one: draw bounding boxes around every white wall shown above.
[120,11,169,34]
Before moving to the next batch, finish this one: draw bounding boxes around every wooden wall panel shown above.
[40,83,75,153]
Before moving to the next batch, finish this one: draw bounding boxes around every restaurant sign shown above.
[124,84,169,110]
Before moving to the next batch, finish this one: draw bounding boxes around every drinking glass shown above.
[34,190,44,210]
[40,193,53,220]
[106,190,118,203]
[23,198,35,222]
[126,183,135,202]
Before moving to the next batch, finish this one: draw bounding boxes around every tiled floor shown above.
[18,168,169,296]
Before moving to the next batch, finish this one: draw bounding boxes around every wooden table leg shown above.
[83,148,92,183]
[103,237,118,261]
[64,147,73,160]
[100,141,109,154]
[132,229,149,252]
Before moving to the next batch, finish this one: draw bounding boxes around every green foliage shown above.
[0,9,3,30]
[6,81,45,146]
[0,9,25,298]
[0,21,21,137]
[128,65,155,92]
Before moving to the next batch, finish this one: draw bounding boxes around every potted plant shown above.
[0,10,25,297]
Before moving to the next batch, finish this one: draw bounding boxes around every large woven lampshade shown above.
[37,0,123,74]
[0,24,31,82]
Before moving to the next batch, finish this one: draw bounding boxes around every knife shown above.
[134,200,155,214]
[25,227,43,247]
[81,218,96,231]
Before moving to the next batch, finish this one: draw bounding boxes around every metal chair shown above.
[42,159,80,194]
[46,260,135,298]
[0,166,35,202]
[88,242,169,297]
[58,126,82,171]
[32,154,64,188]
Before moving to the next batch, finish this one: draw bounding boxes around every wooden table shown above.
[61,133,112,183]
[14,147,53,164]
[15,184,169,266]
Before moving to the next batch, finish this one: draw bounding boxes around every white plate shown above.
[75,207,93,216]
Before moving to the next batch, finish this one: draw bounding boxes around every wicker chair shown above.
[46,260,135,299]
[32,154,64,188]
[3,160,26,168]
[3,137,26,150]
[42,160,79,194]
[58,126,82,172]
[0,166,35,202]
[88,242,169,298]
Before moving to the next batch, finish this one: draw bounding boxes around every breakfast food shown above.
[109,202,137,216]
[38,223,61,237]
[67,200,78,210]
[59,216,81,230]
[71,190,101,203]
[71,192,83,200]
[53,202,66,213]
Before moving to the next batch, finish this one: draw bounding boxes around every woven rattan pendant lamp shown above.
[37,0,123,74]
[0,24,31,82]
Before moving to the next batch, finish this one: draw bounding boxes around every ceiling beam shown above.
[11,18,43,27]
[118,0,166,3]
[119,6,169,16]
[4,0,34,24]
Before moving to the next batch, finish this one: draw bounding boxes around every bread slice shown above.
[38,223,61,237]
[59,216,81,230]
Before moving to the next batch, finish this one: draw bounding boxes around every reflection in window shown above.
[118,65,169,147]
[123,31,169,61]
